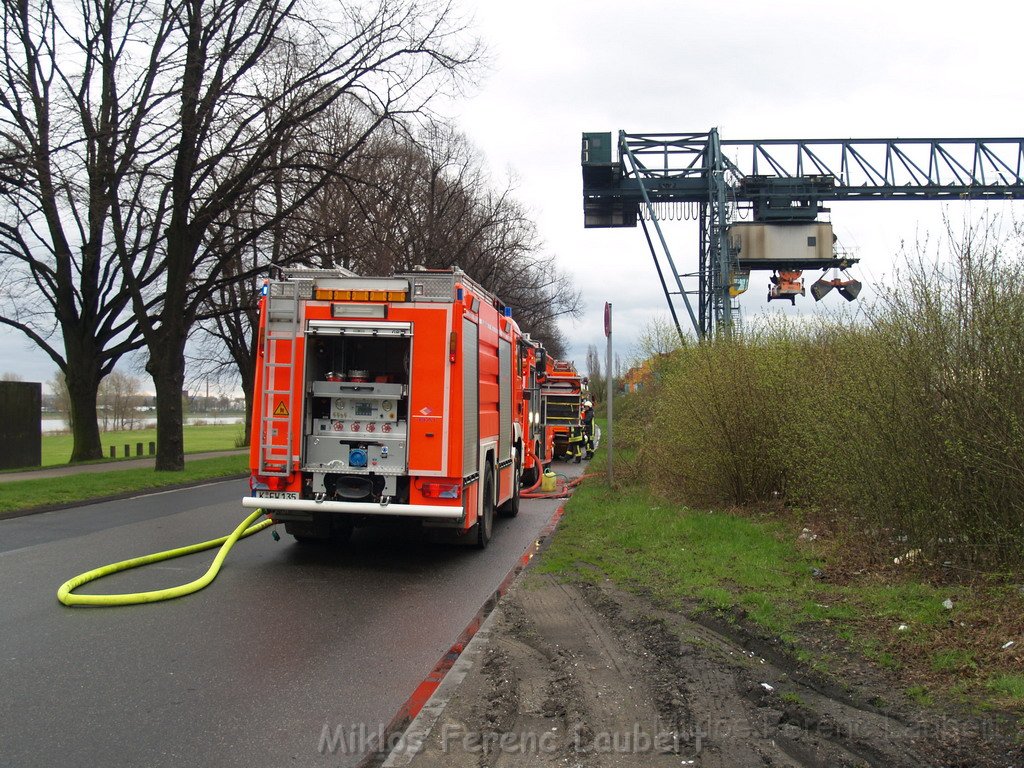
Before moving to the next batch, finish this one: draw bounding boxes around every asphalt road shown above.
[0,467,580,767]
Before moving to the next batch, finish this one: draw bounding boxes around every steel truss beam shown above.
[582,131,1024,337]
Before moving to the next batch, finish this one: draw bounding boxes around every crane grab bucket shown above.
[810,278,834,301]
[837,280,862,301]
[812,273,862,302]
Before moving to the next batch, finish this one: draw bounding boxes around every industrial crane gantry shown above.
[581,130,1024,338]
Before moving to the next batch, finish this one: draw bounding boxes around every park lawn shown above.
[0,454,249,515]
[41,421,246,466]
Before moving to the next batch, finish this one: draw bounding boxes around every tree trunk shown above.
[232,317,259,449]
[65,371,103,463]
[241,377,254,448]
[149,354,187,471]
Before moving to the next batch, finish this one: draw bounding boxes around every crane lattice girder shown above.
[580,129,1024,340]
[728,138,1024,196]
[583,133,1024,210]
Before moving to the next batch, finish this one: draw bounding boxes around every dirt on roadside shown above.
[406,574,1021,768]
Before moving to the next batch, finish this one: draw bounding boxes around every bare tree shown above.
[98,370,141,431]
[1,0,481,470]
[190,241,263,445]
[0,0,158,461]
[634,316,686,364]
[195,114,578,442]
[585,344,603,402]
[191,103,388,445]
[293,120,579,346]
[49,371,72,430]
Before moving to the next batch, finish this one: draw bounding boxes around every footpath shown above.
[0,450,247,484]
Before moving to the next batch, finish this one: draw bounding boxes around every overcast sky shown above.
[3,0,1022,388]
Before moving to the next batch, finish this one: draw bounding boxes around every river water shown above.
[40,416,244,434]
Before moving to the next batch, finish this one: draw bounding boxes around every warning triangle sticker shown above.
[273,400,289,416]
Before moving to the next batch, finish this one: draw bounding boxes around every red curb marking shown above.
[357,501,569,767]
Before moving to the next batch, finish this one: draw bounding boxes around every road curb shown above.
[382,604,505,767]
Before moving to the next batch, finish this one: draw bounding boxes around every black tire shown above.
[521,463,537,488]
[476,463,495,549]
[498,460,521,519]
[286,517,351,545]
[285,519,330,544]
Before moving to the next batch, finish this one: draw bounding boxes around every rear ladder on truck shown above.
[257,280,307,477]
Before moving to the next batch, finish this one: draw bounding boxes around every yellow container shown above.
[541,471,557,492]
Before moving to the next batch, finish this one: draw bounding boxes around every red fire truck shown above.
[243,267,524,547]
[540,358,583,460]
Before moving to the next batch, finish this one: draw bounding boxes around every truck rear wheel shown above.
[476,464,495,549]
[285,519,329,544]
[521,464,536,488]
[285,516,352,545]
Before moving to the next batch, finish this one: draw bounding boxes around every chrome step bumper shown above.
[241,496,463,519]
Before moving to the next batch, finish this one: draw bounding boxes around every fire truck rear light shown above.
[352,290,370,301]
[315,288,333,300]
[369,290,388,301]
[422,482,461,499]
[333,289,352,300]
[449,331,458,363]
[256,475,286,491]
[387,291,407,301]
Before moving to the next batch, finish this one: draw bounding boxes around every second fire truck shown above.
[540,358,584,461]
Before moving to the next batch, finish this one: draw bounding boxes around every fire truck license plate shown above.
[254,491,299,500]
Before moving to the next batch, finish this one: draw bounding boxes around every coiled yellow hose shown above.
[57,508,274,607]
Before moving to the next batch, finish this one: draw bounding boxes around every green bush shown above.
[627,217,1024,570]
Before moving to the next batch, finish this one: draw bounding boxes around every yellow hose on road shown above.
[57,508,274,607]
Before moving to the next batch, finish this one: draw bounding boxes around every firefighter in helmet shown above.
[581,399,595,459]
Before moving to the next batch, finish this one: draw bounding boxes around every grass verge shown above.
[38,422,246,466]
[0,454,248,516]
[540,440,1024,713]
